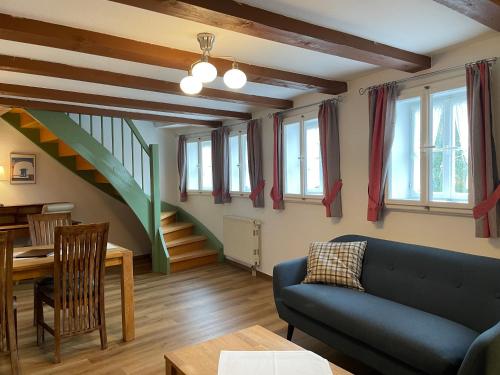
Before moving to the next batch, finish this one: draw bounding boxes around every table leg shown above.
[120,251,135,342]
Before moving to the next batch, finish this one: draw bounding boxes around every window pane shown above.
[304,119,323,195]
[201,140,213,191]
[229,135,240,192]
[284,122,301,195]
[388,97,421,200]
[241,134,251,193]
[429,87,468,203]
[186,141,199,191]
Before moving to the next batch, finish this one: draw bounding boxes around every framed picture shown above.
[10,153,36,184]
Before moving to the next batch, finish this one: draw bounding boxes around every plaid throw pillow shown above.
[303,241,367,291]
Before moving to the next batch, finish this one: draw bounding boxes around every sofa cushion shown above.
[281,284,478,375]
[303,241,367,291]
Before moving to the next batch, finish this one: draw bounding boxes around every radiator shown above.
[223,215,261,274]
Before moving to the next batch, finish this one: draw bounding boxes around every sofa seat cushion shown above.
[281,284,478,375]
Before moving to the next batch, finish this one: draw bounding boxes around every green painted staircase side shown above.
[1,109,223,273]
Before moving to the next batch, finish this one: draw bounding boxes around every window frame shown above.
[186,136,213,194]
[283,111,324,201]
[385,76,473,212]
[229,128,251,196]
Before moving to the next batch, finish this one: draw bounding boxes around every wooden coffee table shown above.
[165,325,352,375]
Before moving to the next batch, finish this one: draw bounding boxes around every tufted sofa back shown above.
[333,235,500,332]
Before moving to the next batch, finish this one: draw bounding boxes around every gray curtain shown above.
[177,135,187,202]
[247,119,265,208]
[467,61,499,238]
[318,100,342,217]
[211,127,231,204]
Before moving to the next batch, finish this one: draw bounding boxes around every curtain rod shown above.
[181,117,261,138]
[358,57,498,95]
[267,96,342,118]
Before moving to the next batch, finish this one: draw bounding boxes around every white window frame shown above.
[186,136,212,194]
[386,76,473,214]
[283,112,323,201]
[229,128,251,196]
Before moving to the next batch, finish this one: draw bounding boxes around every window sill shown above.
[230,192,250,198]
[284,196,323,206]
[385,203,472,217]
[187,191,212,197]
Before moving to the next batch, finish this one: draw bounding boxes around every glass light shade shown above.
[180,75,202,95]
[192,61,217,83]
[223,67,247,89]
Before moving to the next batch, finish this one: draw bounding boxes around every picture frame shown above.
[10,153,36,184]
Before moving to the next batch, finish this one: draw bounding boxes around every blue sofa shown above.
[273,235,500,375]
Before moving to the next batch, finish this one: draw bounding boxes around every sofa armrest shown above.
[458,321,500,375]
[273,257,307,301]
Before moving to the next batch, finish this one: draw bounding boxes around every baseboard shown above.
[224,258,272,281]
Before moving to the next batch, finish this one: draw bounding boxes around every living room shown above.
[0,1,499,375]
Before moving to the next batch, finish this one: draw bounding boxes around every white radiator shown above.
[223,215,261,273]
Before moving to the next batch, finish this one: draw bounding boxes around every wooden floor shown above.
[1,260,379,375]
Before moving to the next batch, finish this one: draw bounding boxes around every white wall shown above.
[0,118,151,254]
[168,32,500,276]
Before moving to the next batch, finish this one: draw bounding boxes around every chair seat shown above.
[282,284,478,375]
[38,282,95,306]
[35,277,53,287]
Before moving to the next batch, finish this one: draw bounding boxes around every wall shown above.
[0,118,151,254]
[167,32,500,276]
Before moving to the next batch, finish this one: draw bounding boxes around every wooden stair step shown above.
[75,156,96,171]
[166,234,207,256]
[161,222,193,234]
[162,222,194,241]
[94,171,109,184]
[169,248,218,273]
[58,141,78,157]
[160,211,177,223]
[39,127,58,143]
[19,112,40,128]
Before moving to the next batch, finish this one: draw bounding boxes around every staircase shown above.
[1,107,223,273]
[161,211,218,273]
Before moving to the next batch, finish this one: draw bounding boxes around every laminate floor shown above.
[1,260,378,374]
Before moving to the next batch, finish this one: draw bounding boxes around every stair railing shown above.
[65,113,167,272]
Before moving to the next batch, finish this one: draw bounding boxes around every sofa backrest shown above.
[333,234,500,332]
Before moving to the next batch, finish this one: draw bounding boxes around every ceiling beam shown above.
[0,54,293,109]
[0,13,346,94]
[432,0,500,31]
[0,83,251,119]
[111,0,431,73]
[0,97,221,127]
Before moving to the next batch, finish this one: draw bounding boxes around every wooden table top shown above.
[164,325,352,375]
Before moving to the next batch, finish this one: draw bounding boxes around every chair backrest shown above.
[0,231,14,353]
[53,223,109,336]
[28,212,72,246]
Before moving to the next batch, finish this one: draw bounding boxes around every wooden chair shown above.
[27,213,72,246]
[35,223,109,363]
[0,231,19,375]
[28,213,72,325]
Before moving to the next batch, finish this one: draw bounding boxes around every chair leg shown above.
[10,348,20,375]
[35,291,44,345]
[286,324,295,341]
[99,306,107,350]
[33,282,37,326]
[54,300,61,364]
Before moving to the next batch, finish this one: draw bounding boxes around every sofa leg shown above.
[286,324,294,341]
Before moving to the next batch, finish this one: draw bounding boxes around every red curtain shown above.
[467,61,498,238]
[270,113,284,209]
[318,100,342,217]
[247,119,265,208]
[211,128,231,204]
[367,84,397,222]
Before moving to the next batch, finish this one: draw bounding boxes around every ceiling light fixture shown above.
[180,33,247,95]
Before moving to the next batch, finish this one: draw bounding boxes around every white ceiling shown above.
[0,0,493,126]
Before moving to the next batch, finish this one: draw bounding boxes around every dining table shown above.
[13,243,135,342]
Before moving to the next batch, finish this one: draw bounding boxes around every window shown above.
[387,78,471,209]
[229,130,250,194]
[284,115,323,198]
[186,138,212,192]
